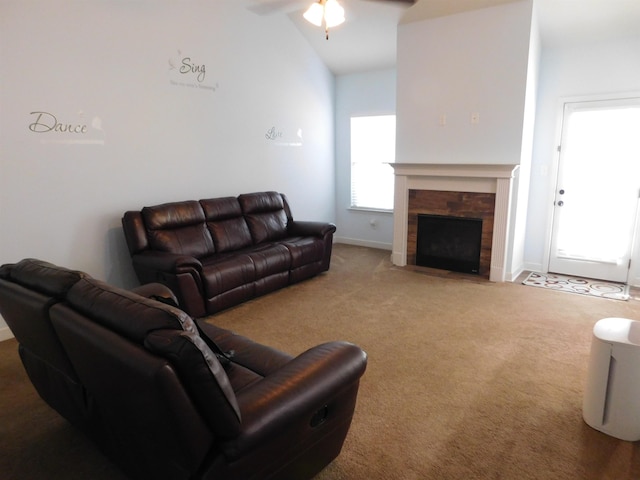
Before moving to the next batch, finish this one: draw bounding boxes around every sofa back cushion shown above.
[200,197,253,253]
[238,192,288,244]
[141,201,214,258]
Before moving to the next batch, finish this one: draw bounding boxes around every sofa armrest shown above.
[287,220,336,238]
[223,341,367,459]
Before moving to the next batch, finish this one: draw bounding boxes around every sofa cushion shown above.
[145,329,242,438]
[238,192,288,244]
[142,201,214,258]
[66,277,197,343]
[201,197,253,253]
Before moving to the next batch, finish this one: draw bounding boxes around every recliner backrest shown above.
[238,191,289,244]
[141,200,214,258]
[63,277,242,437]
[0,259,85,377]
[200,196,253,253]
[0,259,89,427]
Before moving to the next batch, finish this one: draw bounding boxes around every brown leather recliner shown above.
[0,259,367,480]
[122,192,337,318]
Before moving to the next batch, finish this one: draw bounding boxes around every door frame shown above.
[543,92,640,286]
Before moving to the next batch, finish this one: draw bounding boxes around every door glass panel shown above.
[556,105,640,264]
[549,98,640,282]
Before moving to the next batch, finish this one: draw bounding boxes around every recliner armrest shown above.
[132,251,203,274]
[130,283,179,307]
[287,220,337,238]
[223,341,367,459]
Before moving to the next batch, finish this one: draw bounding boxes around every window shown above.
[350,115,395,210]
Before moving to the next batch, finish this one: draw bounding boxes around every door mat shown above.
[522,272,630,301]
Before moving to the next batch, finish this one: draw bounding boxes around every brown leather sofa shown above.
[122,191,337,318]
[0,258,367,480]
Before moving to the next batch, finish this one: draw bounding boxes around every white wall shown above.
[524,35,640,284]
[334,68,396,250]
[0,0,336,339]
[396,1,534,166]
[506,5,540,279]
[395,1,535,280]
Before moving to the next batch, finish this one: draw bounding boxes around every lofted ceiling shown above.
[247,0,640,76]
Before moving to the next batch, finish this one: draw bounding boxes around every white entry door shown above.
[548,98,640,283]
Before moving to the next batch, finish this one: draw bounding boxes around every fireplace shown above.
[389,163,519,282]
[416,214,483,274]
[408,189,495,277]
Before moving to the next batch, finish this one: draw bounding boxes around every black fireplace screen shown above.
[416,214,483,274]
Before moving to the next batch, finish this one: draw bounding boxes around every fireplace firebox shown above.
[416,214,483,274]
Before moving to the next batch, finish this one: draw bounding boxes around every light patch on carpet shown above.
[522,272,630,301]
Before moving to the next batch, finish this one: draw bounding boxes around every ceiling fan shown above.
[249,0,417,39]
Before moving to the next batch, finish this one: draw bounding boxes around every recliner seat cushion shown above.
[201,255,256,299]
[281,237,325,268]
[244,243,291,278]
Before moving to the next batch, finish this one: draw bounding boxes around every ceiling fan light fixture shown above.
[324,0,345,28]
[303,2,324,27]
[303,0,345,39]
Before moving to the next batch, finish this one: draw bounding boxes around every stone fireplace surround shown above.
[390,163,519,282]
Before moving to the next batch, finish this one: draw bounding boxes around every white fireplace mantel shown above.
[389,163,519,282]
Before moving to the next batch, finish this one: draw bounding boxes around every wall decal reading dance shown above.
[27,111,105,145]
[29,111,87,133]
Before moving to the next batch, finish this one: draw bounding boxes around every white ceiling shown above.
[247,0,640,75]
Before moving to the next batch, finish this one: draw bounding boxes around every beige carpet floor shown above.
[2,243,640,479]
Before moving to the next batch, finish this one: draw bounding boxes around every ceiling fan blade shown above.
[364,0,417,3]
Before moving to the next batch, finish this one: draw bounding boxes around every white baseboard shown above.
[0,326,14,342]
[506,266,526,282]
[522,262,545,274]
[334,237,392,251]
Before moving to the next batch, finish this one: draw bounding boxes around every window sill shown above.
[348,207,394,214]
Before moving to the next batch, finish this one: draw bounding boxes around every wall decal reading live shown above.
[265,126,303,147]
[169,50,218,92]
[265,127,283,140]
[28,111,105,145]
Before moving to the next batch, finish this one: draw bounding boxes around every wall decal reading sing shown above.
[168,50,217,92]
[29,111,87,133]
[180,58,206,82]
[169,51,205,82]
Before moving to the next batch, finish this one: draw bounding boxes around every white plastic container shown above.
[583,317,640,441]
